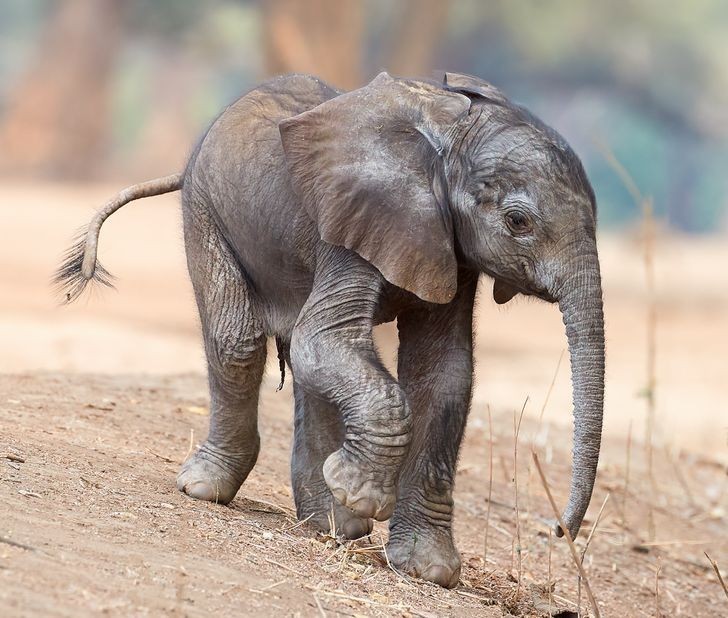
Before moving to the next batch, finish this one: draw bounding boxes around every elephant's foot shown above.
[176,439,259,504]
[297,494,374,540]
[332,504,374,539]
[323,448,397,521]
[386,527,461,588]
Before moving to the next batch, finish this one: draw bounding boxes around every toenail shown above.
[422,565,459,589]
[342,517,373,540]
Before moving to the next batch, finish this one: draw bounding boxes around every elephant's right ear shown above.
[279,72,471,304]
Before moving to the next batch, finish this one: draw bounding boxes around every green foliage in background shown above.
[2,0,726,232]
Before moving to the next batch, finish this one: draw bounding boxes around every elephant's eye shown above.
[505,210,531,235]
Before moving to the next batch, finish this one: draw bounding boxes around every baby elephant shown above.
[56,71,605,588]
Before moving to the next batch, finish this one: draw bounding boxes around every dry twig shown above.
[535,349,565,443]
[512,397,528,599]
[264,557,300,574]
[185,428,195,460]
[379,533,412,586]
[663,445,697,509]
[532,452,600,618]
[547,527,553,617]
[578,494,610,615]
[147,448,175,463]
[704,552,728,601]
[597,140,658,541]
[633,539,711,548]
[622,420,632,530]
[248,498,295,516]
[280,513,314,532]
[654,560,663,617]
[641,196,658,525]
[0,535,36,552]
[484,404,494,566]
[1,453,25,463]
[312,592,327,617]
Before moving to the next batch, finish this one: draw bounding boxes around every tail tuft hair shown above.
[52,227,115,304]
[52,172,182,305]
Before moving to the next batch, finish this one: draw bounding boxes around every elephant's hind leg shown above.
[291,382,373,540]
[177,199,267,504]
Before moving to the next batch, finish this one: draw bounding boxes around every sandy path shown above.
[1,372,726,616]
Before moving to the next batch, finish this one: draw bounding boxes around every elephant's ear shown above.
[442,72,509,105]
[279,72,471,304]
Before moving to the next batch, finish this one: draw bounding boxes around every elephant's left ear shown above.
[279,72,471,304]
[442,72,509,104]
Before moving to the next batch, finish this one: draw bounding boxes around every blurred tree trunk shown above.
[262,0,364,89]
[262,0,451,89]
[0,0,122,179]
[130,57,198,178]
[383,0,451,78]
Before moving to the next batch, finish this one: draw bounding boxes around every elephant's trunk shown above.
[555,246,605,539]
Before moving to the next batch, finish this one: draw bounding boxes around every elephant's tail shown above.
[53,173,183,304]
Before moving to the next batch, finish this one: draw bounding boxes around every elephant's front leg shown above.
[290,245,411,522]
[387,270,478,588]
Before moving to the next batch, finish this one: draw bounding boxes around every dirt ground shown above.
[1,182,728,616]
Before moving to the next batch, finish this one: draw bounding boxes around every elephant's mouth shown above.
[491,274,556,305]
[535,286,557,304]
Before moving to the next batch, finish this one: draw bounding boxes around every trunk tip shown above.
[553,518,582,540]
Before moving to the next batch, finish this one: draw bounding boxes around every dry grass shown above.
[532,451,601,618]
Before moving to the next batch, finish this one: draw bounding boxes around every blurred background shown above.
[3,0,728,231]
[0,1,726,459]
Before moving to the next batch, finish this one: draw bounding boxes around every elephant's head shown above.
[280,71,604,539]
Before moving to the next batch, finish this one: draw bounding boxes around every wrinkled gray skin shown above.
[170,72,603,588]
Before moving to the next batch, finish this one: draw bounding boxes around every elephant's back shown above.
[185,74,340,334]
[189,74,339,200]
[203,74,339,154]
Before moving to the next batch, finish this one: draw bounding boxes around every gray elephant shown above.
[56,71,605,588]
